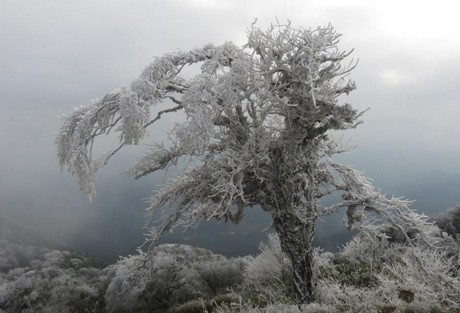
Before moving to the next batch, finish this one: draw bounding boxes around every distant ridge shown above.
[0,216,67,250]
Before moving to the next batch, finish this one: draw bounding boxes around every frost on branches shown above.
[56,22,433,303]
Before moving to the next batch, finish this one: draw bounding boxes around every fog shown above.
[1,0,459,261]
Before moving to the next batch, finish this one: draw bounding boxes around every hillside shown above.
[0,219,243,313]
[1,209,459,312]
[0,218,66,250]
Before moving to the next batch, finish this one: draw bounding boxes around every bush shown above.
[433,207,460,239]
[105,245,245,313]
[0,249,104,313]
[197,258,243,294]
[317,256,381,288]
[237,234,294,306]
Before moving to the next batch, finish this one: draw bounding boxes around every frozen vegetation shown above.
[0,207,459,312]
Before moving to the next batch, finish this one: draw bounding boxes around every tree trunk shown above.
[274,205,317,304]
[268,133,320,304]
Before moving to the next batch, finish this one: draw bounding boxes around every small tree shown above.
[56,22,429,303]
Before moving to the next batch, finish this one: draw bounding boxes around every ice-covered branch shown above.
[56,43,242,199]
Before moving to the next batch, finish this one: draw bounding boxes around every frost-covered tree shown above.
[56,21,427,303]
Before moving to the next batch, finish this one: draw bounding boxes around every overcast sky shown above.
[1,0,459,256]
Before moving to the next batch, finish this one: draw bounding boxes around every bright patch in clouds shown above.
[376,0,460,43]
[185,0,229,10]
[381,70,403,86]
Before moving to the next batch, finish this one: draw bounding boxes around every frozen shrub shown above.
[196,258,243,294]
[318,226,460,312]
[433,207,460,239]
[0,252,104,313]
[105,244,242,313]
[238,234,294,305]
[218,225,459,313]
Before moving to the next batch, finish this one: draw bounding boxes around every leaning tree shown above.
[56,22,434,303]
